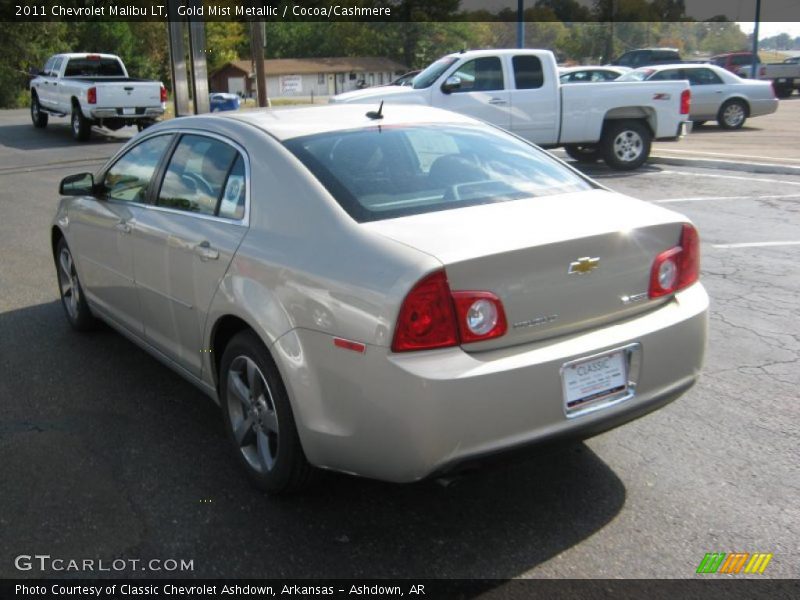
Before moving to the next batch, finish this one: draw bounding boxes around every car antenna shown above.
[366,101,384,120]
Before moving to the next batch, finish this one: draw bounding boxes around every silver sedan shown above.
[617,63,778,129]
[52,105,708,493]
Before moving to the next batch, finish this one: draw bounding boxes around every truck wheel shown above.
[692,120,706,128]
[31,94,48,128]
[774,82,793,99]
[71,105,91,141]
[717,99,748,130]
[564,144,601,163]
[600,120,651,171]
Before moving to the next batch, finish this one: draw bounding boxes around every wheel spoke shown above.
[233,414,255,447]
[228,371,252,408]
[261,409,279,434]
[256,430,275,471]
[59,251,72,278]
[60,278,72,297]
[245,359,258,398]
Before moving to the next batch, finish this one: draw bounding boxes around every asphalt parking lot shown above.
[0,105,798,581]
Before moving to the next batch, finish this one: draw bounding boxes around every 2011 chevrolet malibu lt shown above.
[52,104,708,493]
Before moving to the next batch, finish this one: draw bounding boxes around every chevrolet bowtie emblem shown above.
[568,256,600,275]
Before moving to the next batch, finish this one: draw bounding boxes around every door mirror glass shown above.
[59,172,95,196]
[441,76,462,94]
[29,67,41,77]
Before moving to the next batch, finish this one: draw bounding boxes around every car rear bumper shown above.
[89,107,165,119]
[274,283,708,483]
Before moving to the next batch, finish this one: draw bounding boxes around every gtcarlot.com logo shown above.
[696,552,773,575]
[14,554,194,573]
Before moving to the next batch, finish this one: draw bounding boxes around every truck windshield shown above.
[64,58,125,77]
[284,124,592,223]
[412,56,458,89]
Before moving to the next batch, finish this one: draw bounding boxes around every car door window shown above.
[156,135,240,217]
[104,135,173,204]
[51,57,63,76]
[686,68,723,85]
[218,156,246,220]
[512,55,543,89]
[451,57,504,92]
[42,57,55,77]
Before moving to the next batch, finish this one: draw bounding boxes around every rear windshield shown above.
[64,57,125,77]
[283,124,593,223]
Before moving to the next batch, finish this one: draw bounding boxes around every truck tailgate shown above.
[96,82,162,110]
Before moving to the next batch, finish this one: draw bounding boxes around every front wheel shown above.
[31,94,48,128]
[71,105,91,141]
[220,331,316,494]
[717,99,748,130]
[600,120,652,171]
[564,144,601,163]
[55,238,97,331]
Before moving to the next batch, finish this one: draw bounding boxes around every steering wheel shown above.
[181,172,215,197]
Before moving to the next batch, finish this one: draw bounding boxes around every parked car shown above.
[52,104,708,493]
[617,63,778,129]
[331,49,692,170]
[210,92,240,112]
[610,48,682,68]
[30,53,166,140]
[710,52,800,97]
[389,70,421,86]
[559,66,631,83]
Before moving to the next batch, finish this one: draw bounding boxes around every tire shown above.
[31,94,48,128]
[55,237,97,331]
[219,331,315,494]
[600,120,652,171]
[773,82,793,99]
[717,99,748,130]
[564,144,601,163]
[71,104,91,141]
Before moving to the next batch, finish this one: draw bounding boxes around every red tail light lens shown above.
[391,271,458,352]
[160,85,167,103]
[452,292,507,343]
[680,89,691,115]
[87,87,97,104]
[649,224,700,298]
[391,271,508,352]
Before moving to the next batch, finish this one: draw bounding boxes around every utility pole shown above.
[751,0,762,79]
[604,0,615,64]
[250,21,268,107]
[517,0,525,49]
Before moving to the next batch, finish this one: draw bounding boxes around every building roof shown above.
[213,57,408,77]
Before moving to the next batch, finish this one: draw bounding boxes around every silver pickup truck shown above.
[30,53,166,141]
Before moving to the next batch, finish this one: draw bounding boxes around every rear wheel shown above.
[31,94,48,128]
[717,99,748,130]
[773,82,793,99]
[600,120,652,171]
[71,104,91,141]
[219,331,315,494]
[564,144,601,163]
[55,238,97,331]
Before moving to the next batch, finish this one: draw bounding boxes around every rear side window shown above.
[104,135,173,204]
[686,68,723,85]
[650,69,683,81]
[654,51,680,62]
[157,135,240,217]
[64,57,125,77]
[284,125,592,223]
[513,55,544,89]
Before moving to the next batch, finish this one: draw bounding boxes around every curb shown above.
[649,154,800,176]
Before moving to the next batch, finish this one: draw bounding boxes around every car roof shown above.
[215,104,482,141]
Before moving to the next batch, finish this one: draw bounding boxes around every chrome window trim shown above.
[101,127,252,228]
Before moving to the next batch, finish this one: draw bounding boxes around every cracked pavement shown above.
[0,109,798,580]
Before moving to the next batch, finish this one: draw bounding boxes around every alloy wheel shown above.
[58,248,80,320]
[612,130,644,163]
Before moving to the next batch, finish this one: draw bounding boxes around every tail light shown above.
[680,89,691,115]
[391,270,507,352]
[160,85,167,103]
[648,224,700,299]
[87,87,97,104]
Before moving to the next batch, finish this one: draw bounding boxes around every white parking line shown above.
[657,194,800,203]
[656,148,800,163]
[712,241,800,249]
[655,170,800,187]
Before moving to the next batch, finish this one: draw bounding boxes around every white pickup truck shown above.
[30,53,166,141]
[331,49,692,170]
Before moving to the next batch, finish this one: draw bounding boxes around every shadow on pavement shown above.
[0,122,133,152]
[0,301,627,579]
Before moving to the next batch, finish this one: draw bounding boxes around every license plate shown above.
[562,349,628,416]
[122,108,135,115]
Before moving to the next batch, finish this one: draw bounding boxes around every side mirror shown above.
[441,76,462,94]
[28,67,41,77]
[59,172,96,196]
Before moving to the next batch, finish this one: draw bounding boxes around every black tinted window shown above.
[451,57,504,92]
[105,135,173,204]
[513,55,543,89]
[686,68,723,85]
[157,135,239,216]
[64,58,125,77]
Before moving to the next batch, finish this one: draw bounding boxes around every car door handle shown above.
[194,241,219,261]
[114,221,131,234]
[488,98,507,105]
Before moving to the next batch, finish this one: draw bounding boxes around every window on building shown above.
[318,73,325,85]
